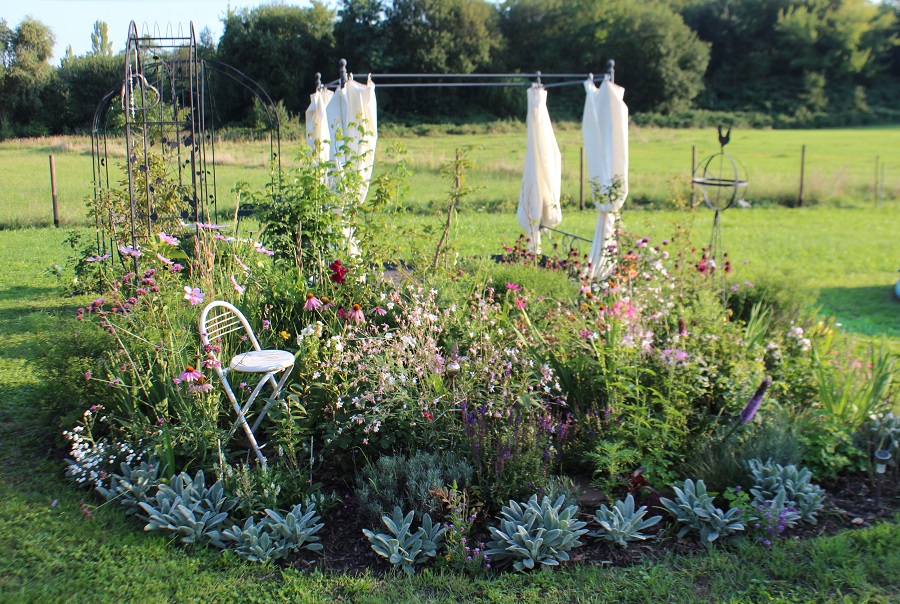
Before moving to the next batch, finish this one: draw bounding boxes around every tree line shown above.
[2,0,899,137]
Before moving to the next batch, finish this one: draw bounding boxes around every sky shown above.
[1,0,328,64]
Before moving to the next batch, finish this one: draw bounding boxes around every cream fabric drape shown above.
[582,79,628,281]
[304,88,333,165]
[516,86,562,254]
[323,76,378,206]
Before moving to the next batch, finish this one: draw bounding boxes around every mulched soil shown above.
[294,471,900,574]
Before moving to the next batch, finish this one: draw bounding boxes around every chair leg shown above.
[219,374,268,468]
[252,367,293,434]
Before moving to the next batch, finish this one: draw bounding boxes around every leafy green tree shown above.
[215,1,335,123]
[0,17,58,134]
[333,0,389,72]
[58,52,123,131]
[90,20,113,57]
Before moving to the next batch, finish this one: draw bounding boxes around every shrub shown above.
[485,495,588,571]
[747,459,824,524]
[222,502,324,563]
[660,479,744,542]
[354,451,473,523]
[363,507,445,575]
[138,470,235,547]
[96,458,165,515]
[591,494,662,547]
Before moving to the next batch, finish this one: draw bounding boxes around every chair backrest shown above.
[199,301,262,362]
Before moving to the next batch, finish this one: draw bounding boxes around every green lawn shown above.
[2,126,898,228]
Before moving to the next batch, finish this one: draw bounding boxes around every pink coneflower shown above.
[86,252,111,262]
[506,282,521,291]
[188,382,214,394]
[230,275,245,295]
[372,306,387,316]
[158,232,180,245]
[202,356,221,369]
[579,282,591,294]
[348,304,365,324]
[304,293,323,311]
[118,245,141,258]
[178,366,204,382]
[157,252,174,265]
[183,286,205,306]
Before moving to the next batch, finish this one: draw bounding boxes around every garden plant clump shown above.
[53,125,899,575]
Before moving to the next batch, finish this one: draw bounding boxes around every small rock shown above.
[851,517,865,525]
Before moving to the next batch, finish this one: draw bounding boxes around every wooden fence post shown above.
[798,145,806,208]
[691,145,696,205]
[49,154,59,228]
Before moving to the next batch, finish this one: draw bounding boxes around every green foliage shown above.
[363,506,446,575]
[747,459,824,524]
[138,469,236,548]
[591,494,662,547]
[222,502,324,563]
[485,494,588,572]
[586,440,641,495]
[660,478,744,542]
[354,451,474,523]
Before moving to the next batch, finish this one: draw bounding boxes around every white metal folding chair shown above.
[199,301,294,467]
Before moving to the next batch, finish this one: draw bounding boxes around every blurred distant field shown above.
[1,125,898,228]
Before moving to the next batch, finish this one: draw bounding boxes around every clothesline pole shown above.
[579,146,585,210]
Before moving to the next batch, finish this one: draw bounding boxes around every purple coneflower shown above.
[739,378,771,424]
[178,366,204,383]
[304,293,323,311]
[372,306,387,316]
[348,304,365,324]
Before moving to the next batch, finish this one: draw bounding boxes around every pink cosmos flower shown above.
[178,366,204,382]
[304,293,323,311]
[230,275,245,295]
[234,255,250,273]
[515,297,526,309]
[196,222,223,230]
[158,232,180,245]
[156,253,173,265]
[254,243,275,256]
[183,286,205,306]
[214,233,231,241]
[348,304,365,324]
[506,282,521,291]
[86,252,111,262]
[118,245,141,258]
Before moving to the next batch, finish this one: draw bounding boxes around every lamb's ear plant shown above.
[660,478,744,542]
[137,470,235,547]
[747,459,824,523]
[222,502,324,563]
[363,506,445,575]
[485,494,588,571]
[591,494,662,547]
[96,458,165,515]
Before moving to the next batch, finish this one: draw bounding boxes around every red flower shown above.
[329,259,349,284]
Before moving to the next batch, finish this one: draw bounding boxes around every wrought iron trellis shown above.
[90,21,282,263]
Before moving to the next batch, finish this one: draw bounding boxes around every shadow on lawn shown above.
[816,285,900,340]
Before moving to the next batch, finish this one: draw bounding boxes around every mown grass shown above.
[0,225,898,602]
[2,126,898,228]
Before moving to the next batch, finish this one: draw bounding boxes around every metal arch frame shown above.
[89,21,283,265]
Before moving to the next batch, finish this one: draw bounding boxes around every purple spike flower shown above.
[739,378,771,424]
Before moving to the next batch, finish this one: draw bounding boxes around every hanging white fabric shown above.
[305,88,334,165]
[582,78,629,281]
[324,76,378,206]
[517,85,562,255]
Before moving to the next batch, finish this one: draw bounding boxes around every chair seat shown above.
[228,349,295,373]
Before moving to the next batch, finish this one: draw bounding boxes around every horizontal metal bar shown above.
[358,72,600,79]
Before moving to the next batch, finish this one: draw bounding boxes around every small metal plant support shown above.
[90,21,282,269]
[692,126,749,303]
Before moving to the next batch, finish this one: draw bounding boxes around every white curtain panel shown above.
[582,79,629,281]
[305,88,334,166]
[324,77,378,206]
[517,86,562,254]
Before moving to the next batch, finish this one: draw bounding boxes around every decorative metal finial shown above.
[607,59,615,83]
[315,72,322,90]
